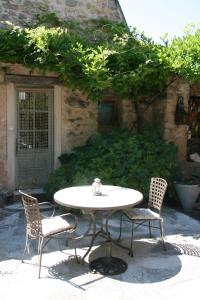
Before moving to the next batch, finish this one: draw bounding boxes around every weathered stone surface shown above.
[121,99,136,129]
[191,81,200,95]
[163,77,190,160]
[0,0,125,27]
[61,88,98,153]
[0,84,7,185]
[0,71,5,84]
[68,95,89,108]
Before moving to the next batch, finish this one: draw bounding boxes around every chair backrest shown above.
[19,190,42,238]
[148,178,168,213]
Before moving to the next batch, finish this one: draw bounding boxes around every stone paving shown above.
[0,203,200,300]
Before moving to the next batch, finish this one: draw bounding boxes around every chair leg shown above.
[129,221,134,257]
[159,219,166,251]
[74,246,80,264]
[22,232,29,262]
[38,236,44,278]
[148,220,152,238]
[118,214,123,242]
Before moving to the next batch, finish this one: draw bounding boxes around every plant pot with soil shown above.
[174,169,200,211]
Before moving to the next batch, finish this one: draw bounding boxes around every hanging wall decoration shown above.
[175,95,188,125]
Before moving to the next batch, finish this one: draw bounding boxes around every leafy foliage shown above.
[1,14,200,103]
[45,130,178,199]
[1,14,200,132]
[166,24,200,83]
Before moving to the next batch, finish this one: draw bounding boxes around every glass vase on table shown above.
[92,178,102,196]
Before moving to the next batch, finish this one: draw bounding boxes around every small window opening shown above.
[98,96,120,131]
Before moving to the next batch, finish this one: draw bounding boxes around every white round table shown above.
[54,185,143,273]
[54,185,143,211]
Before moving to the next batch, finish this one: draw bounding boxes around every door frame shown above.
[7,83,62,190]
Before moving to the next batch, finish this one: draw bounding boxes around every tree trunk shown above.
[133,101,144,133]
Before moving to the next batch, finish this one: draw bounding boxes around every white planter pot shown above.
[174,183,200,210]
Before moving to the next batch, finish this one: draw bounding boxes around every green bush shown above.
[45,129,178,199]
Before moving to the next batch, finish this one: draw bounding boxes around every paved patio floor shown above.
[0,202,200,300]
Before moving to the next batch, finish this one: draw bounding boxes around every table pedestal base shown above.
[89,256,127,275]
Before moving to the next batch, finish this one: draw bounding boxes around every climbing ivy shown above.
[0,14,200,126]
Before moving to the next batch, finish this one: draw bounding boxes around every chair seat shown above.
[123,208,161,220]
[42,216,74,237]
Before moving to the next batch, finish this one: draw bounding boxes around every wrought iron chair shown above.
[118,178,168,256]
[19,190,78,278]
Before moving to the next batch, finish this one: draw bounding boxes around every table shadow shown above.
[47,240,190,286]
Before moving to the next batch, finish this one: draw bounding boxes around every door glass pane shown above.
[18,92,34,110]
[35,112,48,130]
[35,93,48,110]
[19,112,34,130]
[19,131,33,149]
[35,131,48,149]
[18,90,50,150]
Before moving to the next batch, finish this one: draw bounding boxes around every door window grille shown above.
[18,91,50,149]
[16,89,53,188]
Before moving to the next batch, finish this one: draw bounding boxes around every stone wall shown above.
[163,77,190,160]
[0,0,125,27]
[190,81,200,96]
[61,88,98,152]
[61,90,136,152]
[121,100,136,130]
[0,82,7,186]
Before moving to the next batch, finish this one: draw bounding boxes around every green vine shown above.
[0,14,200,120]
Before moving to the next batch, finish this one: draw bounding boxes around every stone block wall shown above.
[61,91,136,152]
[2,62,60,80]
[61,88,98,152]
[0,83,7,186]
[190,81,200,96]
[0,0,125,27]
[121,99,136,130]
[163,77,190,160]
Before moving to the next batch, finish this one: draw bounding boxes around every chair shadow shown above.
[48,255,105,290]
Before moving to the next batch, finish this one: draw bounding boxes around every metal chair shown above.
[19,190,78,278]
[119,178,168,256]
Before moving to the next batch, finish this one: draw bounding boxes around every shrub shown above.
[45,129,178,199]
